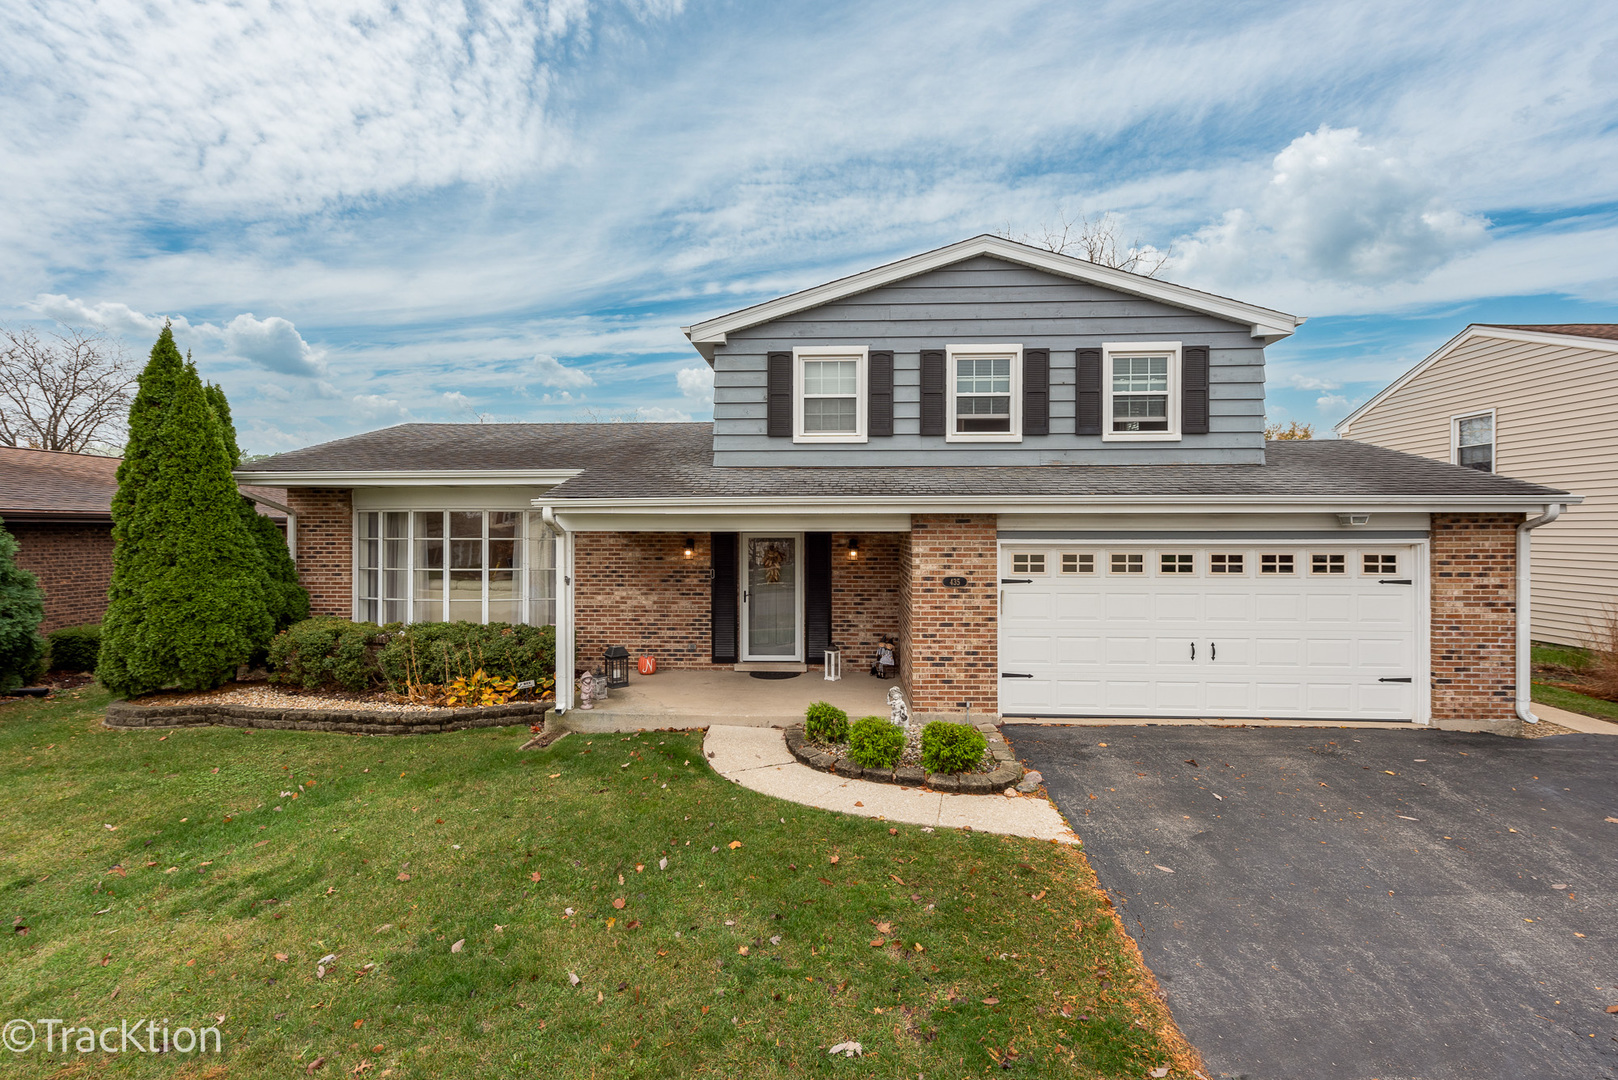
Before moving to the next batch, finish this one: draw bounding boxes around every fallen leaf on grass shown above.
[738,946,749,955]
[635,863,644,873]
[612,898,626,909]
[306,1056,325,1075]
[818,877,834,886]
[1151,1069,1170,1078]
[107,865,125,877]
[396,873,410,882]
[568,972,580,986]
[275,953,289,962]
[728,841,742,849]
[100,953,112,966]
[982,997,999,1005]
[869,938,885,947]
[353,1018,364,1029]
[529,870,542,883]
[1031,890,1046,901]
[451,939,464,953]
[829,855,840,864]
[658,857,668,870]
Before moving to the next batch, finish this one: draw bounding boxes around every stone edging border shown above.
[103,699,554,736]
[784,723,1023,793]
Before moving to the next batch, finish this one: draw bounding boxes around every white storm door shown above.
[740,534,802,661]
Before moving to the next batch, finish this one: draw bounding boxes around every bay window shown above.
[358,509,555,626]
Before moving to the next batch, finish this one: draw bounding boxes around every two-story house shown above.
[237,236,1572,728]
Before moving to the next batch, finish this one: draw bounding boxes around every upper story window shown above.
[1102,342,1181,442]
[1453,410,1494,472]
[793,346,867,443]
[946,344,1022,442]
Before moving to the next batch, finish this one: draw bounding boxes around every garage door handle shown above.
[1001,578,1033,584]
[1378,578,1413,585]
[1001,672,1033,679]
[1378,677,1413,683]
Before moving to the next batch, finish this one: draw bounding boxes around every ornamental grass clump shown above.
[920,720,989,774]
[804,701,849,744]
[847,715,906,769]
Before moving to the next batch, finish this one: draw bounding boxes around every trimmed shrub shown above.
[804,701,849,744]
[0,516,47,692]
[920,721,988,774]
[46,624,102,673]
[376,622,555,693]
[97,330,275,696]
[847,716,905,769]
[268,618,386,692]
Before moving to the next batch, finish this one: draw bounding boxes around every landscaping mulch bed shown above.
[785,723,1024,793]
[104,681,553,735]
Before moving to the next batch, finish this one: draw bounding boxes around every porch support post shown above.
[543,505,574,712]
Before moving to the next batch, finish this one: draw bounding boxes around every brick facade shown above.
[898,514,999,718]
[1430,513,1521,722]
[573,532,723,672]
[830,531,901,667]
[287,488,353,618]
[8,521,115,633]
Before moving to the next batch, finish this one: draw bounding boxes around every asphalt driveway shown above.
[1011,725,1618,1080]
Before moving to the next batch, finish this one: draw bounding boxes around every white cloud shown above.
[32,293,175,337]
[351,394,411,422]
[219,313,325,376]
[1315,393,1354,415]
[634,405,693,422]
[676,364,715,405]
[442,391,473,410]
[1174,127,1489,288]
[531,353,595,389]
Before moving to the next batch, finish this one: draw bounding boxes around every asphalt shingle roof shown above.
[1479,324,1618,342]
[238,424,1566,501]
[1,446,285,521]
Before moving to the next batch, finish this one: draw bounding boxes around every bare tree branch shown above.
[0,325,136,454]
[997,212,1171,278]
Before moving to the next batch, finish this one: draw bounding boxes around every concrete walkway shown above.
[1529,701,1618,734]
[703,725,1077,843]
[563,669,892,732]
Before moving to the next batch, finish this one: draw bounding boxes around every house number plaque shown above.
[942,576,968,587]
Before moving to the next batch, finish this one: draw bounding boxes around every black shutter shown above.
[766,352,792,438]
[1075,348,1102,435]
[710,532,739,663]
[868,351,894,437]
[920,349,946,436]
[1182,346,1210,435]
[1023,349,1049,436]
[804,532,832,664]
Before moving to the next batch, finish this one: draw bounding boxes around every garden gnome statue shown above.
[578,670,595,710]
[887,685,909,730]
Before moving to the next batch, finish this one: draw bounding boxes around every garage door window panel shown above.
[1061,553,1095,574]
[1110,553,1144,574]
[1160,553,1195,574]
[1311,553,1346,575]
[1364,553,1398,576]
[1011,553,1047,575]
[1261,554,1295,575]
[1211,553,1244,574]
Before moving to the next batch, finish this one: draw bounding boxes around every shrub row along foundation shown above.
[784,723,1023,793]
[104,700,553,736]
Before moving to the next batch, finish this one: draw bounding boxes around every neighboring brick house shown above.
[0,446,287,634]
[238,235,1573,728]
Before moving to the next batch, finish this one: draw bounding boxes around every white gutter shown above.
[233,469,580,487]
[542,504,572,714]
[240,488,298,567]
[1515,503,1564,724]
[534,493,1578,514]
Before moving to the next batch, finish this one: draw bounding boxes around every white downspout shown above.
[240,489,298,567]
[1516,503,1563,724]
[542,505,572,714]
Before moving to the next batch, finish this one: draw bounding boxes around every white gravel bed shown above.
[137,686,462,714]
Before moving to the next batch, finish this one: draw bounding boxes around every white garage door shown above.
[998,543,1420,721]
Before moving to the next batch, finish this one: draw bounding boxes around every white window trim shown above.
[793,346,868,444]
[352,508,556,626]
[1101,341,1182,443]
[945,343,1023,443]
[1450,408,1495,473]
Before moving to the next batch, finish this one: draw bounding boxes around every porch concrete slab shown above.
[702,723,797,773]
[565,668,893,731]
[703,726,1078,843]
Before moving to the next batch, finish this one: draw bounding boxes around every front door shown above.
[740,534,802,661]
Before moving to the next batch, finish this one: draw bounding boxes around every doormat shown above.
[748,671,802,680]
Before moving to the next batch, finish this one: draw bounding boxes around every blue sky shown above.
[4,0,1617,455]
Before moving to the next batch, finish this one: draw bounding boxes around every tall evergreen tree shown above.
[0,516,47,692]
[205,378,308,634]
[98,333,274,695]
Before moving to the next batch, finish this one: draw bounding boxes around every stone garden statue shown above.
[578,670,595,710]
[887,685,909,730]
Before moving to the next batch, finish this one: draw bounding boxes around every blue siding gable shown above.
[710,255,1268,466]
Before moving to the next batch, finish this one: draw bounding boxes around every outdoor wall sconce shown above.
[847,536,860,559]
[603,645,631,689]
[683,537,695,558]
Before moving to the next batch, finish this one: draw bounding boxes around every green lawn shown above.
[0,688,1192,1078]
[1532,681,1618,722]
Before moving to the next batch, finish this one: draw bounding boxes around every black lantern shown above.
[603,645,631,689]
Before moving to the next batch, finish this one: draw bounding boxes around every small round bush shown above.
[46,624,102,672]
[920,720,988,774]
[804,701,849,743]
[847,716,905,769]
[268,617,385,691]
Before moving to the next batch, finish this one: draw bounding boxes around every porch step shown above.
[732,662,809,673]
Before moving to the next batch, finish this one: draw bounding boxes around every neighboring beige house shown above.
[1337,324,1617,647]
